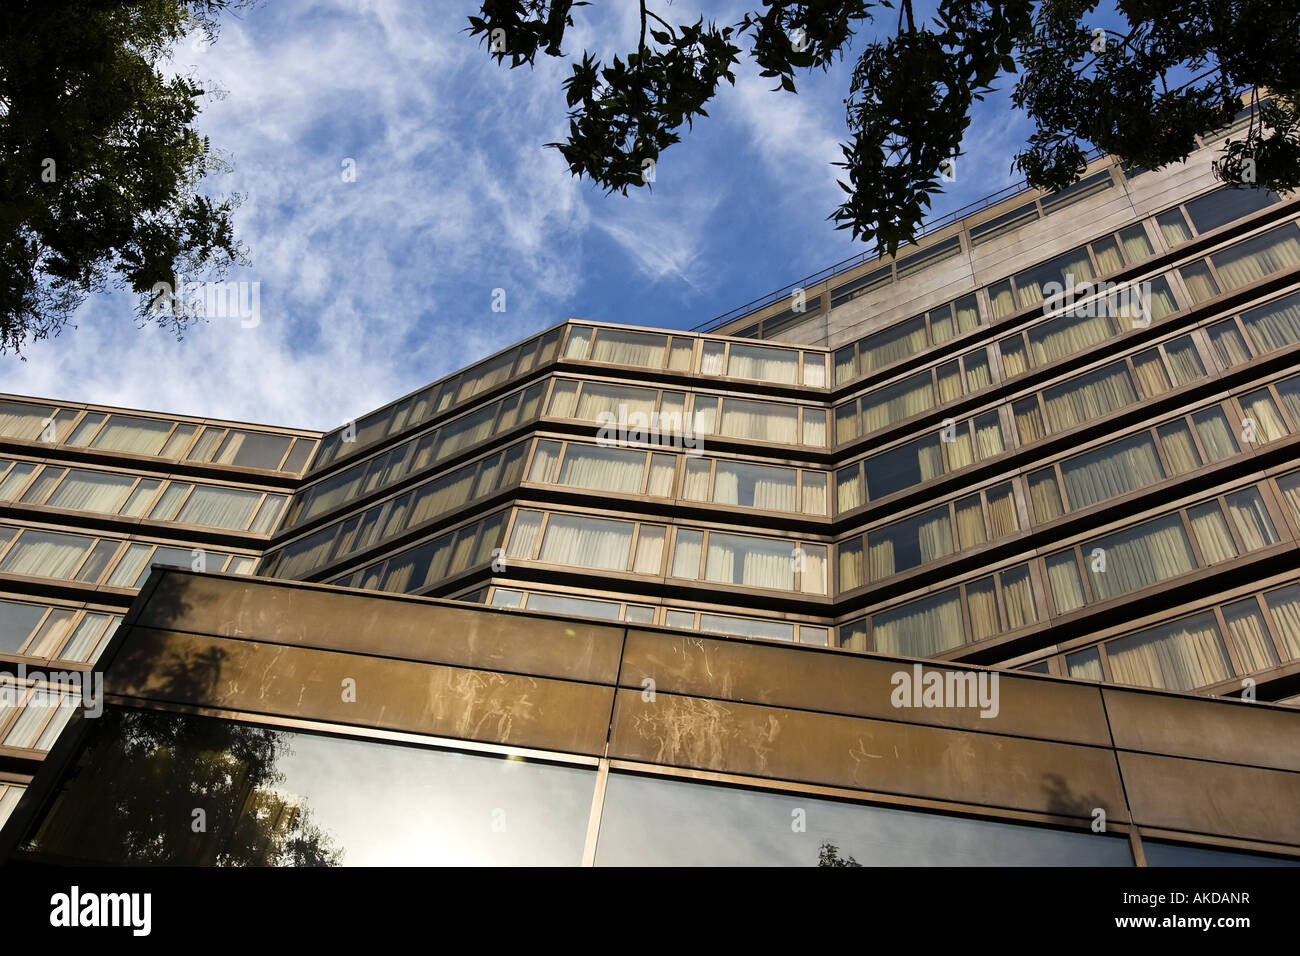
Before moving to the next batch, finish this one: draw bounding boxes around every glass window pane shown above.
[632,526,665,574]
[703,532,795,590]
[1178,260,1219,302]
[868,505,954,579]
[21,709,595,865]
[1046,552,1086,613]
[556,445,645,494]
[1240,289,1300,356]
[1105,611,1232,690]
[91,415,172,456]
[0,599,47,653]
[1157,421,1202,476]
[698,614,794,642]
[1211,223,1300,290]
[1222,598,1280,673]
[1225,487,1279,551]
[0,530,93,579]
[1088,513,1195,600]
[590,329,668,368]
[66,413,107,447]
[1240,389,1289,443]
[1066,647,1104,681]
[593,772,1128,865]
[538,515,632,570]
[671,530,703,579]
[1193,407,1239,461]
[871,590,964,656]
[211,431,292,470]
[713,461,796,512]
[728,344,798,384]
[801,472,827,516]
[526,592,623,621]
[176,485,262,530]
[1061,433,1164,511]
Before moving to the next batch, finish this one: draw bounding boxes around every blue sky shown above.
[1,0,1036,432]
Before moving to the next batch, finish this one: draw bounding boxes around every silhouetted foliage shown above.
[0,1,252,353]
[818,841,862,866]
[470,1,1298,255]
[23,709,341,866]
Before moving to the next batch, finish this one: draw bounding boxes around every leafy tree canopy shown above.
[0,0,250,354]
[469,0,1299,255]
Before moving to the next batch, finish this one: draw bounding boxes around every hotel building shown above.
[2,103,1300,865]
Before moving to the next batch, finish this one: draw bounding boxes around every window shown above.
[1184,187,1278,236]
[872,589,964,657]
[44,469,136,513]
[0,400,56,441]
[1087,513,1196,602]
[19,709,595,866]
[725,343,799,384]
[89,415,173,456]
[713,461,797,512]
[207,430,293,470]
[175,485,263,530]
[594,772,1133,866]
[0,529,95,580]
[539,515,635,571]
[1104,611,1233,691]
[1061,433,1164,511]
[1210,222,1300,290]
[555,445,647,495]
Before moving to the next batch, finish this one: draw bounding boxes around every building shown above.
[2,107,1300,865]
[0,402,320,829]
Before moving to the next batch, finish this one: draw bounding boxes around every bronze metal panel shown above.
[608,688,1127,821]
[1104,688,1300,772]
[621,630,1112,746]
[132,571,625,684]
[108,627,614,756]
[1119,751,1300,846]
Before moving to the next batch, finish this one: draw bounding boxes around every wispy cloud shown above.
[1,2,1044,429]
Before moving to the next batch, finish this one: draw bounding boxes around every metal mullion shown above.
[3,462,42,502]
[1181,326,1226,380]
[1073,544,1098,606]
[1146,423,1179,481]
[1254,478,1293,547]
[1094,640,1113,683]
[627,522,642,574]
[990,570,1008,637]
[957,580,975,647]
[1049,461,1073,515]
[1173,406,1216,468]
[1024,559,1050,626]
[1177,504,1217,570]
[59,533,111,582]
[1213,605,1249,679]
[16,606,55,657]
[1264,381,1300,434]
[1009,474,1033,534]
[1200,252,1229,293]
[1254,589,1296,667]
[0,686,25,739]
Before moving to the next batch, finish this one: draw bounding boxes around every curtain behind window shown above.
[539,515,632,570]
[1211,225,1300,289]
[45,471,135,514]
[1105,611,1231,690]
[1263,586,1300,660]
[0,531,92,579]
[871,590,964,657]
[91,416,170,455]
